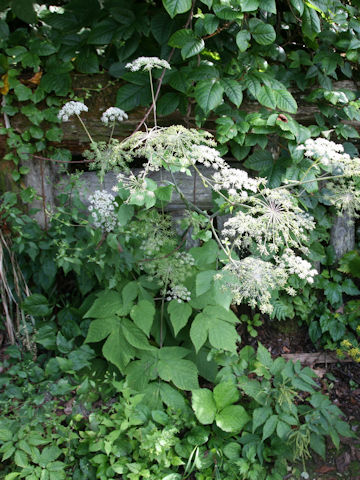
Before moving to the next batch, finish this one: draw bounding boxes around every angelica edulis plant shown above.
[58,56,360,315]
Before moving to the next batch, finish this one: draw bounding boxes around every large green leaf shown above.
[275,89,297,113]
[116,83,151,111]
[192,388,216,424]
[194,79,224,114]
[240,0,259,11]
[262,414,278,441]
[130,300,155,336]
[236,30,251,52]
[158,358,199,390]
[213,382,239,410]
[190,306,239,353]
[163,0,192,18]
[85,290,127,318]
[250,20,276,45]
[169,29,194,48]
[215,405,250,433]
[181,38,205,59]
[221,78,243,107]
[257,85,277,109]
[252,406,272,433]
[168,300,192,336]
[302,5,321,41]
[121,317,155,351]
[102,327,135,372]
[11,0,36,23]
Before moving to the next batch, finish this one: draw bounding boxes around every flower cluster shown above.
[126,56,171,72]
[212,167,264,201]
[58,101,88,122]
[190,145,227,170]
[222,257,287,314]
[325,179,360,218]
[118,125,216,172]
[101,107,128,125]
[144,251,195,292]
[222,189,315,256]
[297,137,360,177]
[166,284,191,303]
[279,249,318,284]
[88,190,119,232]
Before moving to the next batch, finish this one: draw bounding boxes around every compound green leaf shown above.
[192,388,216,424]
[121,317,155,350]
[168,28,194,48]
[102,327,135,373]
[208,320,238,353]
[262,414,278,441]
[215,405,250,433]
[236,30,251,52]
[130,300,155,336]
[213,382,239,410]
[251,22,276,45]
[181,38,205,59]
[257,85,277,109]
[252,406,272,433]
[158,358,199,390]
[275,89,297,113]
[190,313,208,352]
[221,78,243,107]
[85,317,119,343]
[194,79,224,114]
[85,290,126,318]
[168,300,192,336]
[163,0,192,18]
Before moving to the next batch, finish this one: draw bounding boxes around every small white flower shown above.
[126,56,171,72]
[101,107,128,125]
[88,189,119,232]
[58,101,88,122]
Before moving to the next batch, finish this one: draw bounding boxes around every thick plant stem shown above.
[76,114,94,143]
[148,69,157,128]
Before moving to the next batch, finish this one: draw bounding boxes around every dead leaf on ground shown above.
[335,451,351,473]
[316,465,336,474]
[28,71,42,85]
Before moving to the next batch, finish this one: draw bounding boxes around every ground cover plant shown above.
[1,0,360,479]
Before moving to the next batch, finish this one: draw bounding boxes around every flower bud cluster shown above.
[166,284,191,303]
[58,101,88,122]
[279,249,318,284]
[212,167,264,200]
[88,190,119,232]
[126,56,171,71]
[101,107,128,125]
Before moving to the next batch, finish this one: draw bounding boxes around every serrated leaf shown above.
[190,313,208,352]
[240,0,259,12]
[121,317,154,350]
[116,83,151,111]
[221,78,243,107]
[213,382,239,410]
[194,79,224,114]
[252,406,272,432]
[262,414,278,441]
[85,290,126,318]
[181,38,205,59]
[158,358,199,390]
[275,89,297,113]
[236,30,251,52]
[163,0,192,18]
[168,300,192,336]
[251,22,276,45]
[85,317,119,343]
[168,29,194,48]
[302,5,321,41]
[257,85,277,109]
[208,320,238,353]
[196,270,216,296]
[130,300,155,336]
[215,405,250,433]
[192,388,216,424]
[256,343,273,369]
[103,328,135,372]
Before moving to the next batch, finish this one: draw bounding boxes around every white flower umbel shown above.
[166,284,191,303]
[212,167,265,201]
[88,190,119,232]
[325,179,360,218]
[190,145,227,170]
[297,137,360,176]
[222,189,315,255]
[279,249,318,284]
[126,56,171,72]
[58,101,88,122]
[101,107,128,125]
[222,257,287,314]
